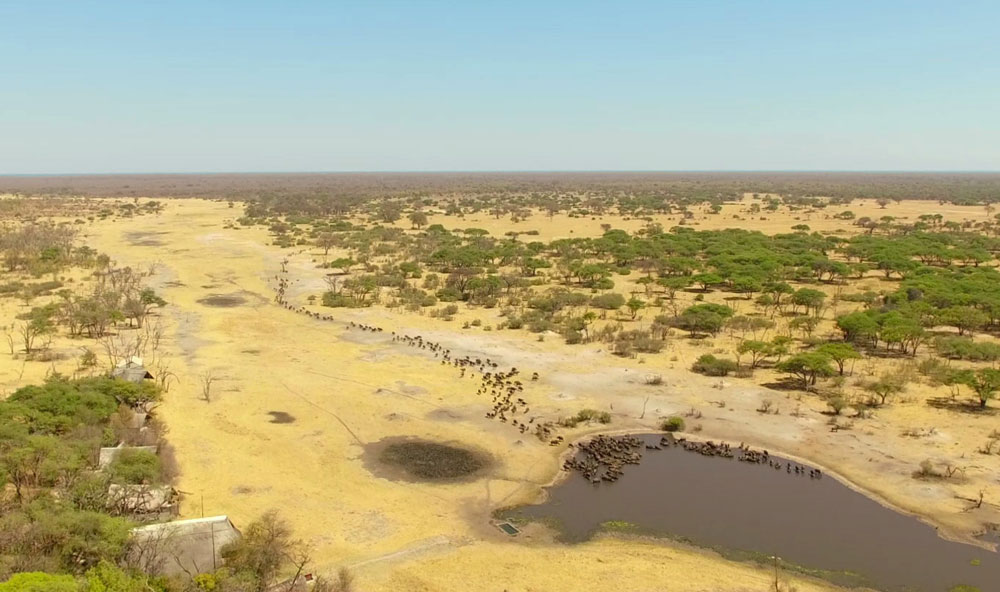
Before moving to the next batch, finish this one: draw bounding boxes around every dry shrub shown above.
[158,441,181,484]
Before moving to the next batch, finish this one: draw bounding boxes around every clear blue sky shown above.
[1,1,997,174]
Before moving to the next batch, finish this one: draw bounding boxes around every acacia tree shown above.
[670,304,732,337]
[408,211,429,229]
[790,288,826,316]
[735,339,780,369]
[326,257,355,274]
[121,288,166,328]
[777,352,836,389]
[626,297,645,320]
[862,373,906,406]
[692,272,722,292]
[15,304,58,353]
[376,201,403,223]
[956,368,1000,408]
[816,342,861,375]
[937,306,989,337]
[315,232,337,258]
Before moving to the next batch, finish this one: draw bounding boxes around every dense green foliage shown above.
[0,378,161,579]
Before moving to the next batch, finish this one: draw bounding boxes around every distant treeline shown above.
[2,172,1000,205]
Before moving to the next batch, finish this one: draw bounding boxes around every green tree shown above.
[692,272,722,292]
[836,311,879,344]
[955,368,1000,408]
[408,211,429,229]
[315,232,337,257]
[376,201,403,223]
[937,306,989,337]
[790,288,826,316]
[816,343,861,375]
[777,352,836,389]
[325,257,355,274]
[671,303,733,337]
[107,449,161,485]
[730,275,763,299]
[15,304,59,353]
[625,297,645,320]
[863,373,906,406]
[736,340,775,369]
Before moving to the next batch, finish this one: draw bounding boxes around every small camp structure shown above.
[130,515,241,576]
[112,357,154,383]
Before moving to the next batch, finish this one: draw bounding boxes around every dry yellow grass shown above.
[3,196,998,591]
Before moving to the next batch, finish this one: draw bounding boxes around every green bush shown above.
[935,336,1000,362]
[691,354,738,376]
[661,416,685,432]
[321,292,354,307]
[0,572,78,592]
[4,377,159,435]
[108,449,161,484]
[560,408,612,427]
[0,501,134,573]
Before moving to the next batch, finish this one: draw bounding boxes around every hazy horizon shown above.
[4,169,1000,177]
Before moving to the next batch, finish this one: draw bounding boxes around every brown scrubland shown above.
[2,173,1000,591]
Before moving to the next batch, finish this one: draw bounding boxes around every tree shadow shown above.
[760,378,810,392]
[925,397,997,415]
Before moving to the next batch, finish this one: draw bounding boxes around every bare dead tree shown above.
[314,568,356,592]
[141,319,177,392]
[4,325,15,356]
[98,328,146,369]
[200,371,218,403]
[284,543,313,591]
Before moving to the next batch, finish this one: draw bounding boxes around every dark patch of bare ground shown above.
[125,231,169,246]
[364,436,493,482]
[426,408,463,421]
[267,411,295,424]
[197,293,247,307]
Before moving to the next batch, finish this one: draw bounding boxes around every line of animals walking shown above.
[388,331,561,444]
[270,261,563,444]
[564,434,823,484]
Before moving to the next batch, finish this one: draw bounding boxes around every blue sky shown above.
[1,1,997,173]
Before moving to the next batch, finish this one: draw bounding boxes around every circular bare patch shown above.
[364,437,493,482]
[197,293,247,307]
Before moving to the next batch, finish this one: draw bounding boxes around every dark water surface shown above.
[515,434,998,592]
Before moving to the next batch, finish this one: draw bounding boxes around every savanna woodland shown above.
[1,172,1000,592]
